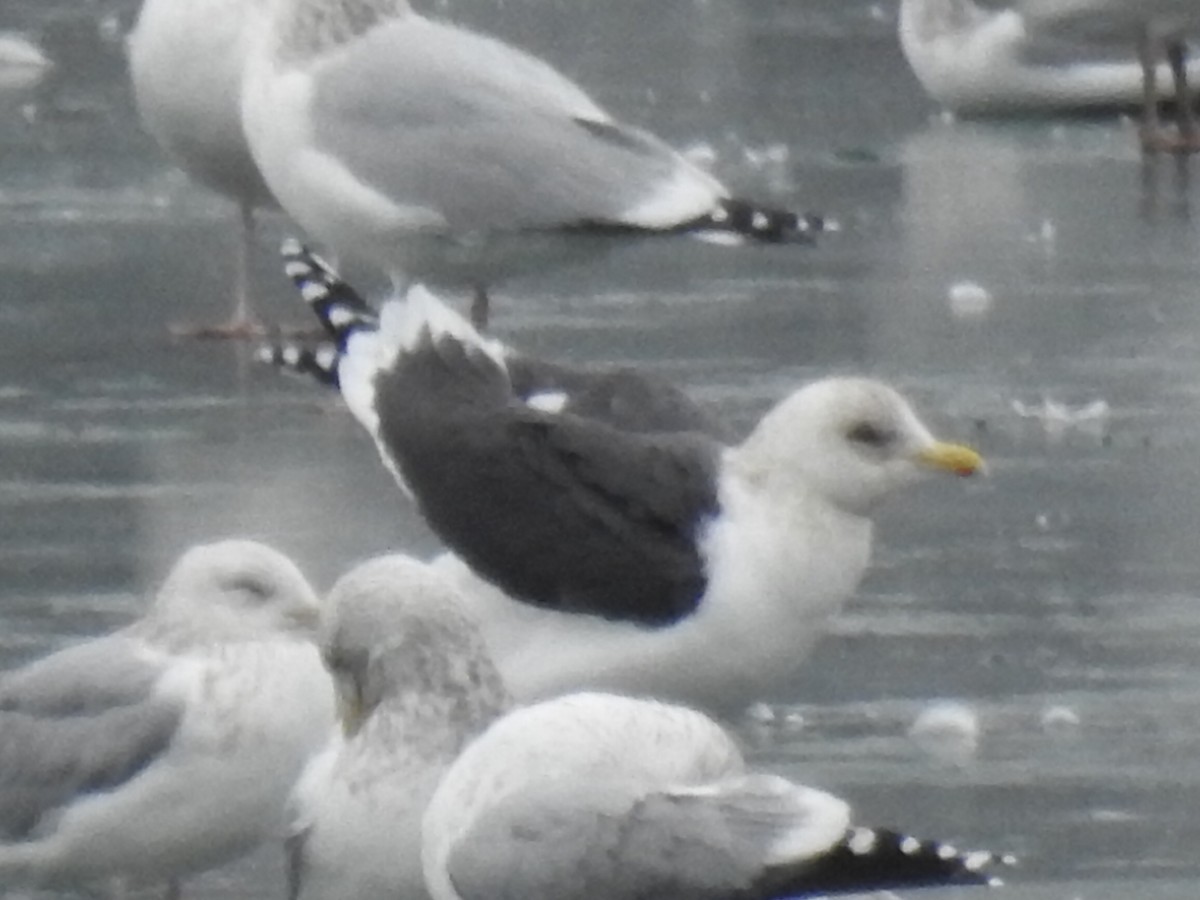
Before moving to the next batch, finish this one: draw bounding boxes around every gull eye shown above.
[846,421,895,448]
[224,575,274,603]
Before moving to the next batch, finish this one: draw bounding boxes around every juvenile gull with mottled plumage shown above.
[261,245,984,716]
[0,540,335,896]
[285,555,509,900]
[240,0,823,326]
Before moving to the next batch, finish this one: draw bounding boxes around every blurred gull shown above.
[129,0,279,337]
[240,0,824,328]
[0,31,51,95]
[260,245,984,716]
[424,692,1014,900]
[285,555,508,900]
[900,0,1200,114]
[1017,0,1200,150]
[0,540,335,895]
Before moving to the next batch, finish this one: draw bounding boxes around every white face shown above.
[739,377,979,515]
[152,540,321,642]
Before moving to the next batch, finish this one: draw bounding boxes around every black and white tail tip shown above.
[683,198,827,246]
[254,341,341,388]
[792,827,1015,895]
[279,238,377,343]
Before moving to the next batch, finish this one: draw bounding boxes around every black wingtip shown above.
[279,239,378,342]
[776,827,1015,896]
[255,341,341,388]
[696,198,825,244]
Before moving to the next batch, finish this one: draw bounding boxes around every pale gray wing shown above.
[445,774,849,900]
[0,635,165,715]
[0,638,184,840]
[309,17,717,231]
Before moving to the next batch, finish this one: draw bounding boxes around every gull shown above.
[1016,0,1200,151]
[259,244,984,716]
[0,540,335,896]
[285,554,509,900]
[900,0,1200,114]
[240,0,824,328]
[129,0,278,337]
[424,691,1014,900]
[0,31,52,96]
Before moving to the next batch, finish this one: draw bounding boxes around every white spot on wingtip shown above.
[314,345,339,371]
[253,345,275,365]
[300,281,329,303]
[899,836,922,856]
[963,850,992,871]
[282,345,302,366]
[525,391,569,414]
[936,843,958,860]
[283,260,310,279]
[751,211,770,230]
[709,206,729,224]
[847,828,877,856]
[327,306,358,329]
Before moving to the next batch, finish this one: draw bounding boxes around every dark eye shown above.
[846,422,895,448]
[224,575,273,602]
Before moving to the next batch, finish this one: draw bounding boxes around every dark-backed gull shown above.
[261,246,983,714]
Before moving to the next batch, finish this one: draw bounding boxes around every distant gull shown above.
[0,31,51,95]
[129,0,279,337]
[899,0,1200,114]
[260,244,984,715]
[240,0,824,328]
[286,555,508,900]
[425,692,1015,900]
[1016,0,1200,150]
[0,540,335,894]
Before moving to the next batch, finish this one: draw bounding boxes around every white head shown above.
[731,377,982,516]
[321,555,510,742]
[142,539,321,647]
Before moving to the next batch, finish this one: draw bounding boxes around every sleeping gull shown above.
[259,245,984,715]
[285,554,508,900]
[425,692,1014,900]
[900,0,1200,114]
[129,0,278,337]
[239,0,824,327]
[1015,0,1200,150]
[0,540,335,895]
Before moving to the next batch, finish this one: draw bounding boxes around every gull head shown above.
[147,539,322,645]
[321,554,509,738]
[733,377,982,516]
